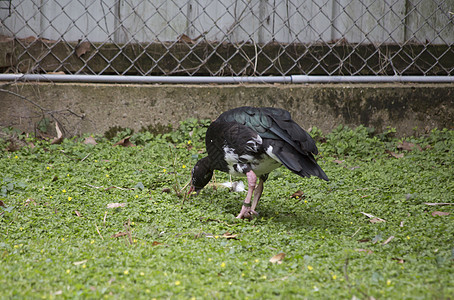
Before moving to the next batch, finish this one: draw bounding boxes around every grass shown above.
[0,121,453,299]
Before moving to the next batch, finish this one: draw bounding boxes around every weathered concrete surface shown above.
[1,82,453,137]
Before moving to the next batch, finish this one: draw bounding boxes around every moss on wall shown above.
[1,83,453,137]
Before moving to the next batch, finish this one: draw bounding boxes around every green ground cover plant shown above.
[0,122,453,299]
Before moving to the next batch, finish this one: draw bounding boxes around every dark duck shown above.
[189,107,328,219]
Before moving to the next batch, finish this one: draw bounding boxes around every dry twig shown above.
[95,223,104,240]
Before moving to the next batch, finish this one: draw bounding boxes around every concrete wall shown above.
[1,83,453,137]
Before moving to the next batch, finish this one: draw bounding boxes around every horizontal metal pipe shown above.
[0,74,452,84]
[0,74,291,84]
[291,75,454,83]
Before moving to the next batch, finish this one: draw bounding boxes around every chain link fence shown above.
[1,0,453,76]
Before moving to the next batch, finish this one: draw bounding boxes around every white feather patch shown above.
[220,181,246,192]
[265,145,280,162]
[224,146,239,163]
[223,144,282,177]
[245,135,262,152]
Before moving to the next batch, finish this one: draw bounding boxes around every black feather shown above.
[191,106,328,194]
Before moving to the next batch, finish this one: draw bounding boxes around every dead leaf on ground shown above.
[269,252,286,264]
[0,200,6,207]
[397,140,421,151]
[51,122,64,144]
[112,232,128,238]
[107,203,126,209]
[370,217,385,223]
[333,159,345,164]
[355,249,373,254]
[431,211,450,216]
[73,259,88,265]
[391,258,405,264]
[385,150,404,158]
[360,211,381,219]
[382,235,395,245]
[425,203,453,206]
[358,238,370,243]
[113,136,135,147]
[76,41,91,57]
[152,241,162,246]
[360,212,386,222]
[290,190,304,199]
[222,232,238,240]
[75,210,82,217]
[84,136,97,145]
[162,188,171,193]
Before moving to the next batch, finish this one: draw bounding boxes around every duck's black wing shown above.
[216,106,328,181]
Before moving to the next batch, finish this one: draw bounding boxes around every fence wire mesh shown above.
[1,0,453,76]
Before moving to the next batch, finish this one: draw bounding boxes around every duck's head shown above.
[188,156,213,195]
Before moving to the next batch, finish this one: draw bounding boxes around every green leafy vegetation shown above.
[1,122,453,299]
